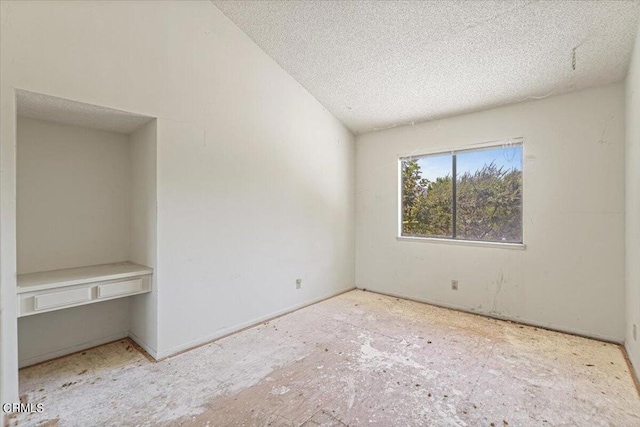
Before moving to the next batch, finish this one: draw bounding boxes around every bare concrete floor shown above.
[11,290,640,426]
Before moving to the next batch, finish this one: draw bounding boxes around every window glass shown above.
[401,153,452,238]
[455,145,523,243]
[400,142,523,243]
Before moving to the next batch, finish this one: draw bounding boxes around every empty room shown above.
[1,0,640,425]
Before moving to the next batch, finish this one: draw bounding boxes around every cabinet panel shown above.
[97,278,143,299]
[34,288,92,311]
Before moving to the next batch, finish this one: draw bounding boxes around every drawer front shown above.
[34,288,92,311]
[97,278,143,299]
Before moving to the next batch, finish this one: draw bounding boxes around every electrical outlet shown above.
[634,324,637,341]
[296,278,302,289]
[451,280,458,290]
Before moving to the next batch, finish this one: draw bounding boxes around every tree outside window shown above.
[401,143,523,243]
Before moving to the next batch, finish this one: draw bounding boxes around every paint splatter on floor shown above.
[11,290,640,426]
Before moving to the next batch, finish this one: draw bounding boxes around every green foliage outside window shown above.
[401,146,522,243]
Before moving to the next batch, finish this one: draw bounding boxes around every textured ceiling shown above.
[16,90,153,134]
[213,0,640,134]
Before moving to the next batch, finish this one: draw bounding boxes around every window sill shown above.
[396,236,526,250]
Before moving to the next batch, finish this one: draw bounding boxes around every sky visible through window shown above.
[416,145,522,182]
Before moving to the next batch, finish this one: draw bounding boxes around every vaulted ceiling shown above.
[213,1,640,134]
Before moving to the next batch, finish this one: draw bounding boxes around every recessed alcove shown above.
[15,90,158,367]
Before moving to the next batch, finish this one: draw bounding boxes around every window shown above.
[400,141,523,243]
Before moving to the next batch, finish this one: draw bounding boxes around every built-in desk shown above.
[17,262,153,317]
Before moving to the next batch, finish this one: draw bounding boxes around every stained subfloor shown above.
[11,290,640,426]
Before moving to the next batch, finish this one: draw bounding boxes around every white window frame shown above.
[397,137,526,250]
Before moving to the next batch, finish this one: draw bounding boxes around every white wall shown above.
[129,120,158,355]
[626,23,640,380]
[17,117,132,274]
[0,0,355,403]
[356,83,626,342]
[18,300,130,368]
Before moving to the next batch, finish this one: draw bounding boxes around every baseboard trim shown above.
[127,331,158,361]
[359,288,623,345]
[18,332,129,369]
[156,286,356,361]
[623,344,640,397]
